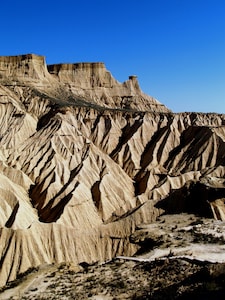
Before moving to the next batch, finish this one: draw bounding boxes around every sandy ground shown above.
[1,214,225,299]
[1,258,225,299]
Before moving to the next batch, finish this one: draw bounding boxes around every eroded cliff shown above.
[0,54,225,287]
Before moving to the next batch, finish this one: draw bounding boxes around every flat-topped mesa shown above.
[0,54,169,112]
[47,62,117,89]
[0,54,51,82]
[48,62,169,112]
[48,62,142,93]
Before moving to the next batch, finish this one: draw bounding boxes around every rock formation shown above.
[0,54,225,288]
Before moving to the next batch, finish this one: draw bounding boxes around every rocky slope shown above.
[0,54,225,290]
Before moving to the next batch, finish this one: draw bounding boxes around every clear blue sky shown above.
[1,0,224,113]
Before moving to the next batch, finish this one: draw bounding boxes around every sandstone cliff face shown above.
[0,54,168,112]
[0,54,225,287]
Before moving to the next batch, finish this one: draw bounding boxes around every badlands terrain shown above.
[0,54,225,298]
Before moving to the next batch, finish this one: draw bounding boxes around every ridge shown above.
[0,53,169,112]
[1,53,225,290]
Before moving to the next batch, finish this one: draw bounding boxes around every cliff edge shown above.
[0,54,169,112]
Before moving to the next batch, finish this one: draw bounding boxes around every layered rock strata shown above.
[0,54,224,287]
[0,54,168,112]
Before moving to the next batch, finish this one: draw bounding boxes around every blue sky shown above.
[1,0,224,113]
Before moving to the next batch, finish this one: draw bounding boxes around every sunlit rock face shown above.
[0,54,225,287]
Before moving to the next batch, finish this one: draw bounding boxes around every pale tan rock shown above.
[210,199,225,221]
[0,54,225,288]
[0,54,169,112]
[47,62,168,112]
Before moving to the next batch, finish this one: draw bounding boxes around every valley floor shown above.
[1,214,225,300]
[1,258,225,299]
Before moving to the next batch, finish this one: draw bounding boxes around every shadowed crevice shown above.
[155,181,225,218]
[91,181,101,211]
[110,114,144,160]
[5,202,19,228]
